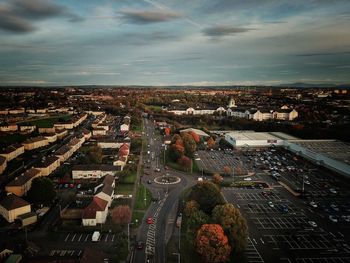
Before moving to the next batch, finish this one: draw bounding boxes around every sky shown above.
[0,0,350,86]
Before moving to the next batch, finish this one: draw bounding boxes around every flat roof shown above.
[226,131,281,141]
[289,140,350,164]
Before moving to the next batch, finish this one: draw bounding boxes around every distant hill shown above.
[277,82,350,88]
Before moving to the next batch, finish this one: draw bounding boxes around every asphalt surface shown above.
[133,118,195,263]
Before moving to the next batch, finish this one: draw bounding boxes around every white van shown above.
[92,231,101,242]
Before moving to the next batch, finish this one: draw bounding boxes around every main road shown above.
[133,117,195,263]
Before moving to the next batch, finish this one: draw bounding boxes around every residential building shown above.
[34,156,60,176]
[72,165,120,179]
[38,126,56,134]
[0,144,24,162]
[82,196,108,226]
[54,145,73,163]
[55,128,68,139]
[93,128,107,136]
[0,156,6,174]
[120,124,129,132]
[44,133,57,143]
[0,194,31,223]
[273,108,298,121]
[22,136,48,151]
[97,139,125,149]
[0,122,17,132]
[5,168,41,197]
[19,125,36,133]
[180,128,210,138]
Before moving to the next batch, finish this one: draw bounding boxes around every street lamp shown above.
[172,252,180,263]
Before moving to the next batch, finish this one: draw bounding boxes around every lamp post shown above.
[173,252,180,263]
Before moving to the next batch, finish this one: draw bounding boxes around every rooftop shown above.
[0,194,30,210]
[226,131,282,141]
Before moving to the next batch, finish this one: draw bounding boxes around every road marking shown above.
[64,234,70,242]
[253,238,257,245]
[71,233,76,242]
[112,234,115,242]
[260,238,265,244]
[84,234,89,242]
[78,234,82,242]
[105,234,109,242]
[338,232,344,237]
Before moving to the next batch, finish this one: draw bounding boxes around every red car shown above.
[147,217,153,224]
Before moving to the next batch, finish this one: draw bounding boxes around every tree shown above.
[111,205,132,225]
[87,145,103,164]
[177,155,192,171]
[212,173,223,185]
[171,134,182,145]
[186,210,210,246]
[169,143,185,161]
[188,181,225,214]
[234,164,245,175]
[184,200,199,217]
[181,132,196,157]
[207,137,216,149]
[190,131,200,144]
[195,224,231,263]
[27,177,56,204]
[223,166,232,175]
[212,204,248,253]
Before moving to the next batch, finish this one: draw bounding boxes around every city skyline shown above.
[0,0,350,86]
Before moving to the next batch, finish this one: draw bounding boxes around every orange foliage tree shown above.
[207,137,215,149]
[223,166,232,175]
[178,155,192,171]
[195,224,231,263]
[212,173,223,185]
[190,131,200,144]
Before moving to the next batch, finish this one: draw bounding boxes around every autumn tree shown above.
[212,173,223,185]
[188,181,225,214]
[186,210,210,246]
[207,137,216,149]
[212,203,248,253]
[177,155,192,171]
[169,143,185,161]
[181,132,196,157]
[195,224,231,263]
[171,134,183,145]
[184,200,199,217]
[234,164,245,175]
[190,131,200,144]
[223,166,232,175]
[111,205,132,225]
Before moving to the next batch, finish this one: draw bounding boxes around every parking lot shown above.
[221,151,350,263]
[61,232,117,243]
[195,150,247,174]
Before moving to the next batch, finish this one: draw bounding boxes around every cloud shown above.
[294,51,350,57]
[203,25,254,37]
[119,9,182,24]
[0,0,83,33]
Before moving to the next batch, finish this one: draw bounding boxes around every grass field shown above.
[115,184,134,195]
[121,171,137,184]
[134,184,152,210]
[17,114,71,128]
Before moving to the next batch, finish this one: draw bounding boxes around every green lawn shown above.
[0,133,31,146]
[121,171,137,184]
[134,184,152,210]
[131,210,145,228]
[115,184,134,195]
[17,114,71,128]
[145,105,163,112]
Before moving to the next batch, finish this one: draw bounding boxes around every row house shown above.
[55,145,73,163]
[167,106,226,115]
[0,122,17,132]
[72,165,120,179]
[22,136,48,151]
[8,108,25,115]
[0,144,25,162]
[55,128,68,139]
[113,143,130,171]
[19,124,36,133]
[0,156,6,175]
[82,129,92,140]
[93,128,107,136]
[97,139,125,149]
[34,156,60,177]
[38,127,56,134]
[5,168,41,197]
[92,113,107,128]
[227,108,298,121]
[44,133,57,144]
[68,137,85,152]
[0,194,31,223]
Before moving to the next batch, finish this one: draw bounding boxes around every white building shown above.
[224,131,284,147]
[72,165,120,179]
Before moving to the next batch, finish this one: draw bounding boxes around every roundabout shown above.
[154,175,181,185]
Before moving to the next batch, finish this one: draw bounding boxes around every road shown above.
[133,117,195,263]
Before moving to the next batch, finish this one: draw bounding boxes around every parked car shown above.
[268,201,274,208]
[136,241,144,249]
[310,201,318,208]
[329,215,338,223]
[308,221,317,227]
